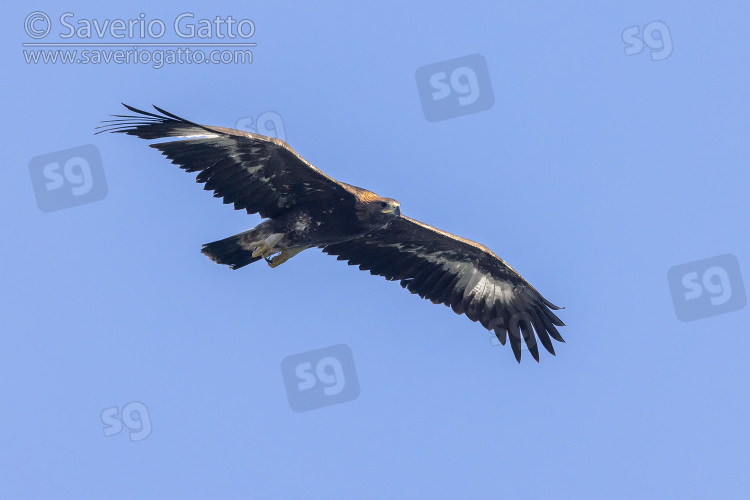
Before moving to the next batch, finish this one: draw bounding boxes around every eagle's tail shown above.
[201,229,265,270]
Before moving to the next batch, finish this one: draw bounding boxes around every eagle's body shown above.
[203,185,400,269]
[98,104,565,362]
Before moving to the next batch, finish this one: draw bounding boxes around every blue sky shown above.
[3,1,749,498]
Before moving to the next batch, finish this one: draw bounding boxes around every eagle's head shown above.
[355,191,401,226]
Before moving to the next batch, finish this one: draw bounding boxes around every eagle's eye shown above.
[380,202,387,207]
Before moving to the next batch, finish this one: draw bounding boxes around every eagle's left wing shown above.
[322,216,565,362]
[96,104,357,219]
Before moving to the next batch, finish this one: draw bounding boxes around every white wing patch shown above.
[294,213,312,232]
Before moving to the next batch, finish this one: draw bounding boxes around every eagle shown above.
[97,104,565,362]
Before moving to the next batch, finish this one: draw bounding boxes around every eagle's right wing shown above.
[323,215,565,362]
[97,104,356,219]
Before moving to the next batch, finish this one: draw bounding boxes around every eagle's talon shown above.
[250,233,284,259]
[268,254,287,268]
[267,247,305,268]
[251,241,272,258]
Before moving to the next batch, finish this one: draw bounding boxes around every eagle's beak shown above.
[383,203,401,216]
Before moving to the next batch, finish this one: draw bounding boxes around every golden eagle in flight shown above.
[98,104,565,362]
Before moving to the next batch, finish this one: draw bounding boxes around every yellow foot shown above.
[266,247,306,268]
[250,241,271,258]
[250,233,283,258]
